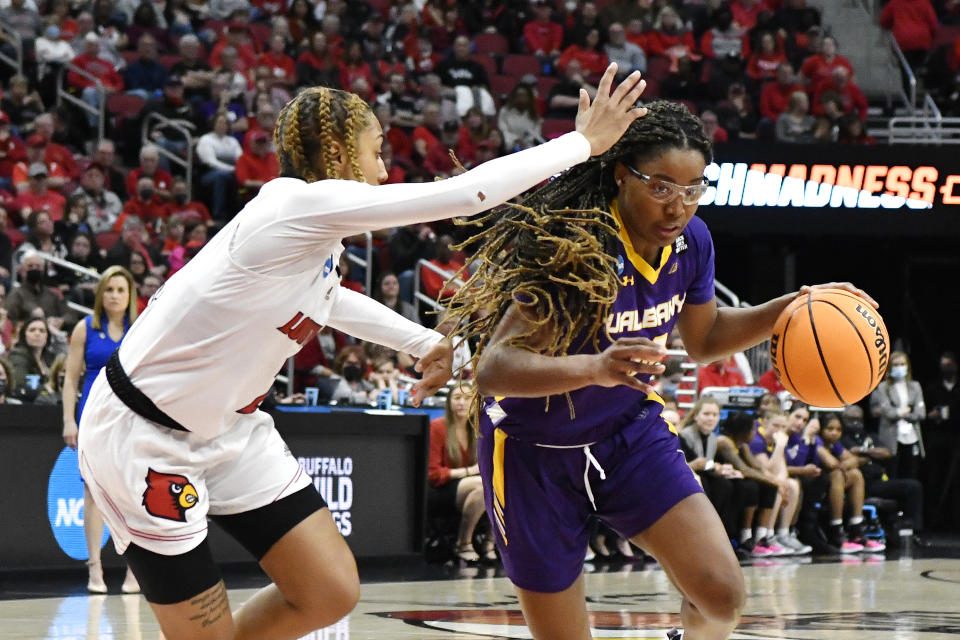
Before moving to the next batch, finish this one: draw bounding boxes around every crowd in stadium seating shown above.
[1,0,959,561]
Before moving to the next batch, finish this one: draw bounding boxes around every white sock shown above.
[849,516,864,526]
[776,528,789,537]
[740,528,752,542]
[756,526,768,542]
[830,519,843,527]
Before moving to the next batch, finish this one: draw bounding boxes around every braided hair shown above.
[274,86,373,183]
[442,100,712,416]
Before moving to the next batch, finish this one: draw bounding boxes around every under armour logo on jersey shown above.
[277,311,322,346]
[674,234,688,254]
[322,255,334,277]
[621,275,634,286]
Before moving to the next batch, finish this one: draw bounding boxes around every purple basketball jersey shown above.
[487,203,716,446]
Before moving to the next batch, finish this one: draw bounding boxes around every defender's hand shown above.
[411,338,454,407]
[575,63,648,157]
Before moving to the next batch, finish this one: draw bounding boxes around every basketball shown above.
[770,288,889,408]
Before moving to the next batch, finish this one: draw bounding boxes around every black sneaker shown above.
[666,627,682,640]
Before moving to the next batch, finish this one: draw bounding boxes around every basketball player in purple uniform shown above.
[444,100,877,640]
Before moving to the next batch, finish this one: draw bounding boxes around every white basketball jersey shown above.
[115,132,592,440]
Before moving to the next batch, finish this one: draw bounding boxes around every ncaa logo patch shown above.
[47,447,109,560]
[323,255,334,277]
[617,255,625,275]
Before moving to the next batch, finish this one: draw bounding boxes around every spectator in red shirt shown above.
[700,109,729,143]
[756,367,786,394]
[16,163,66,222]
[338,41,375,101]
[759,62,804,121]
[380,142,406,185]
[837,113,877,144]
[730,0,771,31]
[257,34,296,87]
[210,22,259,73]
[799,36,854,87]
[411,101,454,176]
[126,144,174,201]
[12,134,67,194]
[421,234,464,301]
[812,66,868,120]
[166,176,211,226]
[136,273,162,314]
[0,111,27,186]
[116,176,169,234]
[524,0,563,62]
[234,130,279,202]
[880,0,938,69]
[747,31,787,82]
[646,5,699,66]
[68,33,124,128]
[242,103,278,152]
[698,355,748,393]
[557,27,609,76]
[295,31,339,88]
[33,113,79,181]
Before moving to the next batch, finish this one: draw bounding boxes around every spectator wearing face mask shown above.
[330,345,376,405]
[165,176,211,226]
[870,350,926,481]
[116,176,169,234]
[5,251,66,329]
[840,403,925,542]
[924,351,960,528]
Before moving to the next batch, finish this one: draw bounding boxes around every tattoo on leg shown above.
[187,582,231,628]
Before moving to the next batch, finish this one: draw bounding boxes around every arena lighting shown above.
[699,162,960,210]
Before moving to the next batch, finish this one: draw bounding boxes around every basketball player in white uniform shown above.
[77,65,652,639]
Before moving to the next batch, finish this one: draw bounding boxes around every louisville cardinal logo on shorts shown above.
[142,468,199,522]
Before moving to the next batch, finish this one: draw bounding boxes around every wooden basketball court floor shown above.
[2,548,960,639]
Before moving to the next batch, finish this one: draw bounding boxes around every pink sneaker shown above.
[861,538,885,552]
[839,540,864,554]
[760,539,793,556]
[750,543,774,557]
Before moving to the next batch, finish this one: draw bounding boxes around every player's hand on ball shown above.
[411,338,454,407]
[576,62,648,157]
[592,337,666,393]
[797,282,877,308]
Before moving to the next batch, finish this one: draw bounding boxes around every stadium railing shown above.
[57,63,105,142]
[342,231,373,295]
[0,19,22,75]
[141,112,196,196]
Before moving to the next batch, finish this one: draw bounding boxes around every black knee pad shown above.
[124,539,222,605]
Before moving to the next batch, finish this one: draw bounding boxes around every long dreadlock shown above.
[441,100,713,418]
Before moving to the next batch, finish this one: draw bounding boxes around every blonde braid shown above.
[344,96,367,183]
[316,87,340,180]
[278,96,319,183]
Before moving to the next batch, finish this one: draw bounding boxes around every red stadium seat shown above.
[248,23,272,47]
[95,232,119,251]
[536,76,558,98]
[471,54,498,78]
[106,93,146,131]
[542,118,575,139]
[641,76,660,98]
[489,74,517,100]
[933,25,960,48]
[474,33,509,56]
[502,54,541,77]
[646,55,672,82]
[159,55,181,70]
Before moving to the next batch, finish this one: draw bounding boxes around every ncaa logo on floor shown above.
[375,610,795,639]
[46,447,109,560]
